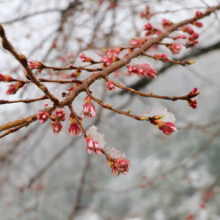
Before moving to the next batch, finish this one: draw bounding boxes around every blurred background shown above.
[0,0,220,219]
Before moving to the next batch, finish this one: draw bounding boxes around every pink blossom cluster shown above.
[143,23,161,36]
[106,148,130,176]
[82,96,96,119]
[28,60,44,73]
[127,64,157,79]
[154,53,169,62]
[37,111,50,123]
[166,44,182,55]
[140,108,177,136]
[69,113,82,137]
[129,38,147,47]
[0,73,13,82]
[188,87,198,109]
[161,19,173,29]
[6,82,25,95]
[79,53,93,63]
[50,108,66,135]
[106,81,115,92]
[85,126,106,155]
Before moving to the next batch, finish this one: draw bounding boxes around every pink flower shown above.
[106,47,122,58]
[140,107,177,136]
[191,21,203,28]
[194,11,204,19]
[129,38,146,46]
[69,113,82,137]
[154,53,169,62]
[37,110,50,123]
[79,53,93,63]
[127,64,157,79]
[188,87,198,109]
[151,120,177,136]
[50,121,63,135]
[69,69,81,78]
[106,148,130,176]
[188,98,197,109]
[181,26,194,34]
[106,81,115,92]
[143,23,161,36]
[101,57,113,66]
[82,96,96,119]
[85,126,106,155]
[162,18,173,29]
[55,108,66,121]
[0,73,13,82]
[166,44,182,55]
[6,82,25,95]
[28,60,44,73]
[189,33,199,41]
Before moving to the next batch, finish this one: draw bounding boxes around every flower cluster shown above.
[143,23,161,36]
[166,43,182,55]
[28,60,44,73]
[127,64,157,79]
[82,96,96,119]
[187,87,198,109]
[0,73,13,82]
[153,53,169,62]
[140,108,177,136]
[129,38,147,47]
[69,113,82,137]
[85,126,106,155]
[37,111,50,123]
[101,48,122,67]
[79,53,93,63]
[6,82,25,95]
[106,148,130,176]
[50,108,66,134]
[161,18,173,29]
[106,81,115,92]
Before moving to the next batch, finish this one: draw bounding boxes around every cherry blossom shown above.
[55,108,66,121]
[106,81,115,92]
[140,107,177,136]
[85,126,106,155]
[50,121,63,135]
[28,60,44,73]
[6,82,25,95]
[37,111,50,123]
[0,73,13,82]
[82,96,96,119]
[79,53,93,63]
[106,148,130,176]
[69,113,82,137]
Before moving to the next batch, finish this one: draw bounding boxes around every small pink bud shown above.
[79,53,93,63]
[106,81,115,92]
[68,113,82,137]
[50,121,63,135]
[28,60,44,73]
[37,111,50,123]
[55,108,66,121]
[69,69,81,78]
[82,96,96,119]
[0,73,13,82]
[6,82,25,95]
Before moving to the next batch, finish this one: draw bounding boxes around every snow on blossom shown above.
[140,107,177,136]
[85,126,106,155]
[106,148,130,176]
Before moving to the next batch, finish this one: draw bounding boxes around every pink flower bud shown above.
[28,60,44,73]
[0,73,13,82]
[189,33,199,41]
[167,44,182,55]
[154,53,169,62]
[67,83,80,91]
[188,98,197,109]
[55,108,66,121]
[85,126,106,155]
[161,18,173,29]
[69,113,82,137]
[82,96,96,119]
[37,110,50,123]
[127,64,157,79]
[181,26,194,34]
[106,148,130,176]
[6,82,25,95]
[129,38,146,46]
[79,53,93,63]
[106,81,115,92]
[50,121,63,135]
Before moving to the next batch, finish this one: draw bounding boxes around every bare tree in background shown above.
[0,0,220,219]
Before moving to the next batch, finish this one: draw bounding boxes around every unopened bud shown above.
[0,23,5,36]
